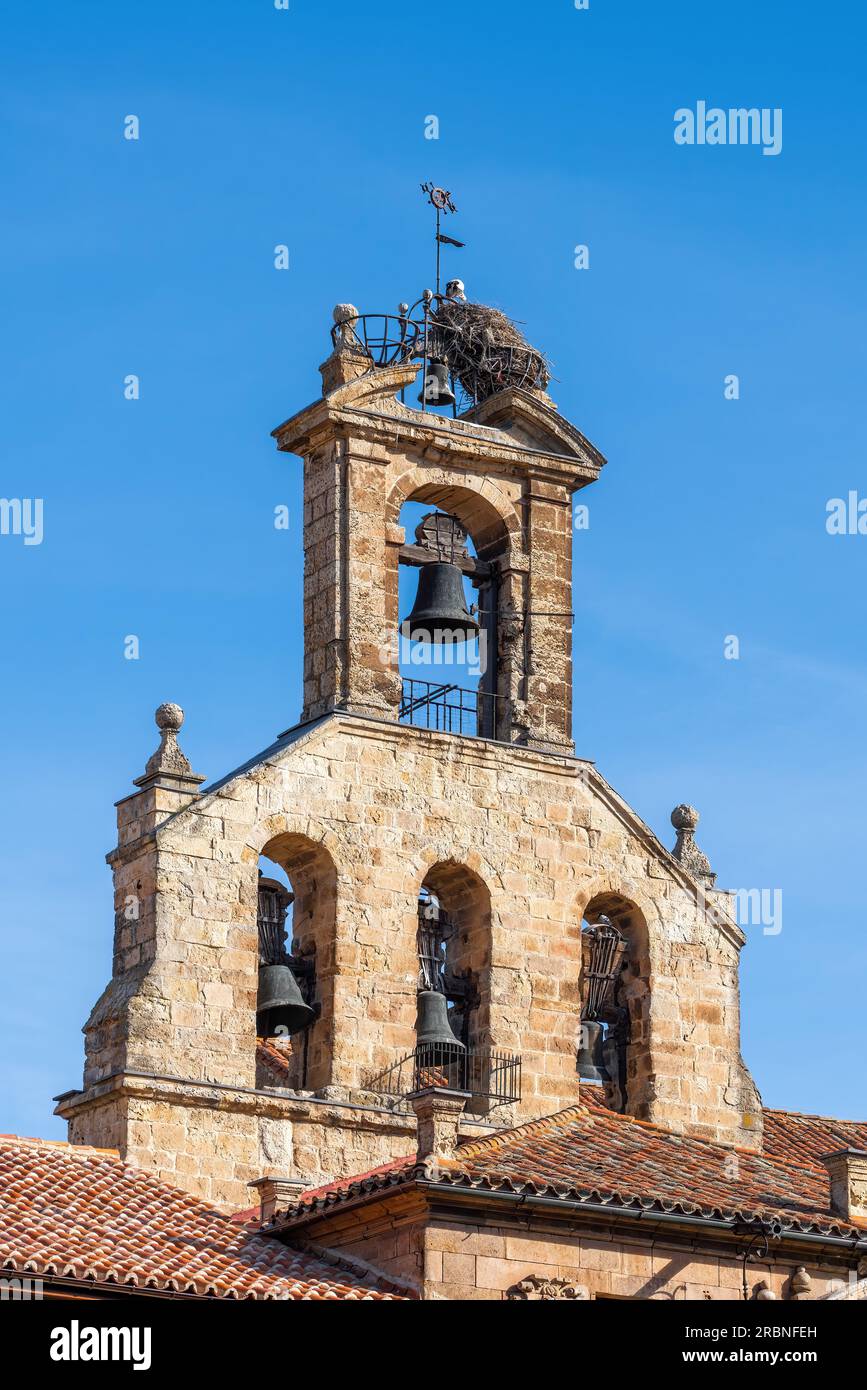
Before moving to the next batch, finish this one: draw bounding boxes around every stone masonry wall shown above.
[61,711,760,1210]
[308,1208,850,1302]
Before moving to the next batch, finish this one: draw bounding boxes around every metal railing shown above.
[365,1043,522,1109]
[331,313,421,367]
[400,678,500,739]
[328,310,548,409]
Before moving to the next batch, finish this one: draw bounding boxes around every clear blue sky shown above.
[2,0,866,1137]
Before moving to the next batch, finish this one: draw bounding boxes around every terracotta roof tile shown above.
[761,1107,867,1169]
[0,1135,405,1299]
[255,1039,867,1240]
[256,1037,297,1086]
[278,1092,867,1241]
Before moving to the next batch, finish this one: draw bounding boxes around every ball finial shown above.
[155,702,184,733]
[671,803,700,832]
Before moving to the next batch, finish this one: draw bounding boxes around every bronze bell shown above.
[402,562,479,644]
[418,357,456,408]
[415,989,465,1052]
[576,1019,608,1084]
[256,963,315,1037]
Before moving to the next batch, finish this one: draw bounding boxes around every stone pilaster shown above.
[822,1149,867,1223]
[410,1088,470,1162]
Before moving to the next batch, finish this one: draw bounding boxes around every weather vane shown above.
[421,183,465,295]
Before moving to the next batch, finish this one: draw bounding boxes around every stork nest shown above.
[430,299,551,404]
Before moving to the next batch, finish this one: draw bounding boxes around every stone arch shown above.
[387,472,525,739]
[419,859,493,1046]
[386,467,522,559]
[576,879,655,1119]
[256,828,339,1092]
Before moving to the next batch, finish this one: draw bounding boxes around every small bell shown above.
[576,1019,608,1084]
[401,562,479,644]
[414,989,465,1052]
[418,357,456,408]
[256,963,315,1037]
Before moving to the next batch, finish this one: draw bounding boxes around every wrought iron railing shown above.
[328,309,548,408]
[400,678,500,739]
[331,313,421,367]
[365,1043,521,1109]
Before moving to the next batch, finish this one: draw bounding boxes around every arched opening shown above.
[419,861,492,1049]
[390,481,519,743]
[579,892,650,1116]
[415,861,510,1114]
[255,834,337,1093]
[398,503,491,736]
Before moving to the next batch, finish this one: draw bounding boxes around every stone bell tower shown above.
[57,291,761,1211]
[281,310,605,752]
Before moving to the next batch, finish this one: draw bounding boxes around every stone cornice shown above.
[271,371,604,489]
[281,1170,867,1256]
[53,1070,497,1140]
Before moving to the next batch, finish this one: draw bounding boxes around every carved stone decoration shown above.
[670,804,716,887]
[133,704,206,794]
[331,302,361,350]
[320,303,373,393]
[507,1275,589,1301]
[414,511,469,563]
[789,1267,813,1301]
[497,601,524,658]
[509,696,532,740]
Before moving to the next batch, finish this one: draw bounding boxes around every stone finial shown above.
[409,1086,469,1163]
[821,1149,867,1223]
[789,1267,813,1301]
[320,302,372,393]
[670,804,716,887]
[248,1174,308,1224]
[332,302,360,347]
[133,703,206,794]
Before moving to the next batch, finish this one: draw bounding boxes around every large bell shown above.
[418,357,456,408]
[415,989,466,1052]
[576,1019,608,1084]
[256,963,315,1038]
[402,562,479,644]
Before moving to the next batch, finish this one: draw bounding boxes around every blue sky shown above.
[2,0,866,1136]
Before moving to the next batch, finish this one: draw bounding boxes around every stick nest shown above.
[430,299,551,404]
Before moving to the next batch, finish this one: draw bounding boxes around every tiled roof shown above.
[762,1106,867,1168]
[257,1036,297,1086]
[0,1135,405,1299]
[278,1093,867,1241]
